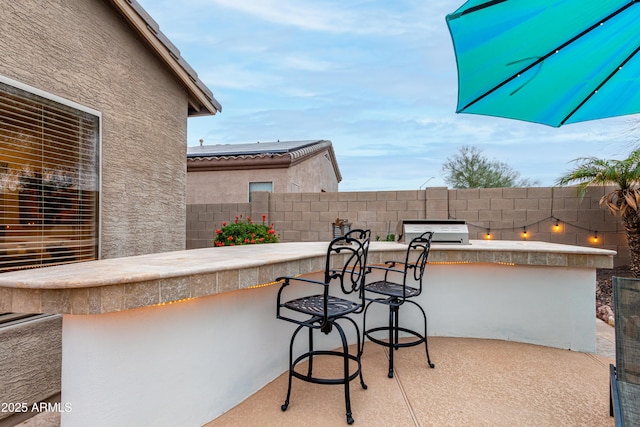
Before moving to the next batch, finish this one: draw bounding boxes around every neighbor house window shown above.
[0,79,100,272]
[249,181,272,202]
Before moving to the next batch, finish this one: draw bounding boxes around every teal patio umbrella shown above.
[446,0,640,127]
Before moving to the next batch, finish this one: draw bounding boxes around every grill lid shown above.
[396,219,469,244]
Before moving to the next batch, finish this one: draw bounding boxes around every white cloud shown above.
[281,87,321,98]
[280,56,336,72]
[206,0,419,35]
[197,65,282,90]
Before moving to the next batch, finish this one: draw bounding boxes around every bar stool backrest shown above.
[325,228,371,298]
[403,231,433,291]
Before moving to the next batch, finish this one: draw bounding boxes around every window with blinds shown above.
[0,80,99,272]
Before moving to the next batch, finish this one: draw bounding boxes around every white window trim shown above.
[248,181,273,202]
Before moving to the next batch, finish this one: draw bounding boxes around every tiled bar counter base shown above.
[0,241,614,427]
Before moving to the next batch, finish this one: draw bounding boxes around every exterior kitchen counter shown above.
[0,240,616,427]
[0,240,615,315]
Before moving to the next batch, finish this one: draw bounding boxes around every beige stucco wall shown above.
[0,0,189,258]
[187,148,339,204]
[287,149,339,194]
[187,168,289,204]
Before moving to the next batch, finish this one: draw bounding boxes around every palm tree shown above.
[557,149,640,277]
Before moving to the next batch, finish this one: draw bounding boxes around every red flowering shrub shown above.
[213,215,279,247]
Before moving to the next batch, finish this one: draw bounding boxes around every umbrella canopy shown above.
[446,0,640,127]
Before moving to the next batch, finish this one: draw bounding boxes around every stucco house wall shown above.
[287,148,339,194]
[0,0,214,258]
[187,168,289,204]
[187,141,340,204]
[0,2,220,422]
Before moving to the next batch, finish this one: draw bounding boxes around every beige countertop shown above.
[0,240,615,315]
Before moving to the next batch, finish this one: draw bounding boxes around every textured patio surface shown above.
[204,320,616,427]
[15,320,616,427]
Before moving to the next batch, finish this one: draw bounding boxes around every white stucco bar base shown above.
[0,240,614,426]
[60,263,597,427]
[410,264,595,350]
[61,286,297,427]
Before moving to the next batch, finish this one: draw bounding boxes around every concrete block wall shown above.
[186,203,252,249]
[448,186,623,258]
[265,190,427,242]
[187,185,628,266]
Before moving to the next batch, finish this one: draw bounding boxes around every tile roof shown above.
[187,140,327,157]
[110,0,222,116]
[187,140,342,182]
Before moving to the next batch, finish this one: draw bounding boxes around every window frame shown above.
[0,74,102,267]
[248,181,273,202]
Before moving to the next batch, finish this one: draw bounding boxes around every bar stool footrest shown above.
[291,350,364,385]
[364,326,426,349]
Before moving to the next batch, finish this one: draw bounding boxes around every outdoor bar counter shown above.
[0,240,615,427]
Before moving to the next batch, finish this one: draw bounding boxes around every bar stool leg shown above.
[360,301,371,359]
[335,322,354,424]
[348,317,368,390]
[282,325,304,411]
[307,327,314,377]
[388,305,396,378]
[419,302,435,369]
[408,300,435,369]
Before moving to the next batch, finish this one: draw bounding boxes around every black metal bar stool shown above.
[361,231,434,378]
[276,229,371,425]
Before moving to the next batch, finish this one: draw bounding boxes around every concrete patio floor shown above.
[204,320,616,427]
[15,320,616,427]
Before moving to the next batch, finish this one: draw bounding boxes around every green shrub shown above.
[375,233,396,242]
[214,215,279,247]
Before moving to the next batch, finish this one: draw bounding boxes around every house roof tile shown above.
[187,140,342,182]
[110,0,222,116]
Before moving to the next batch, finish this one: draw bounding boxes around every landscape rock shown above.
[596,265,634,327]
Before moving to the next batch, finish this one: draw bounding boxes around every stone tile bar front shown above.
[0,241,613,315]
[0,241,615,426]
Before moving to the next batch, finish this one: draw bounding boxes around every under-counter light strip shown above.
[154,297,195,307]
[247,280,282,289]
[427,261,471,265]
[427,261,515,266]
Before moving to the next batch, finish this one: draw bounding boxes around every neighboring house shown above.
[187,140,342,204]
[0,0,221,272]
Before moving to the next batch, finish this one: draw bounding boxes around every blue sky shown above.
[137,0,638,191]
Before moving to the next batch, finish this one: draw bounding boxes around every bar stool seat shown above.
[284,295,361,318]
[365,281,420,298]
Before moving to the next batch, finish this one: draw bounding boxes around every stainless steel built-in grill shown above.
[396,219,469,244]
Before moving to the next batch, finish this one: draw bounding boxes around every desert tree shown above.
[442,145,538,189]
